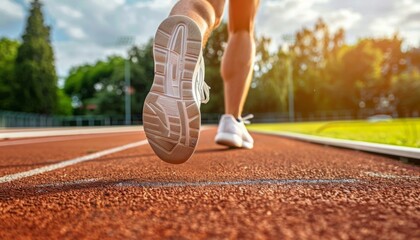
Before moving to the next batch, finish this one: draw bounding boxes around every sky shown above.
[1,0,420,77]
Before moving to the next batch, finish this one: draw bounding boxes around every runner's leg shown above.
[221,0,260,118]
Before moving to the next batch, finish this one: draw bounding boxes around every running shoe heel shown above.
[143,16,203,164]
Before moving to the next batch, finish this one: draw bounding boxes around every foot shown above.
[143,15,210,164]
[215,114,254,149]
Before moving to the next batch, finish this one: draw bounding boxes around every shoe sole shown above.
[143,16,203,164]
[215,133,254,149]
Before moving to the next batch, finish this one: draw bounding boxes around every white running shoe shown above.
[143,16,210,164]
[215,114,254,149]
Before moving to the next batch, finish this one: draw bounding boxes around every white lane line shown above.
[115,179,360,188]
[29,178,360,190]
[1,127,213,147]
[0,140,148,184]
[1,126,213,140]
[0,132,139,147]
[364,171,420,180]
[37,178,101,188]
[0,126,143,140]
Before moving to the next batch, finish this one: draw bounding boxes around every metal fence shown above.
[0,111,221,127]
[0,111,123,128]
[1,109,419,128]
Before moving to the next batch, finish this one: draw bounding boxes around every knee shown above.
[228,0,259,33]
[188,0,224,29]
[208,0,225,28]
[170,0,225,31]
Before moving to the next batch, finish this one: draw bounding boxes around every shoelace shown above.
[200,82,210,104]
[240,114,254,124]
[196,57,211,104]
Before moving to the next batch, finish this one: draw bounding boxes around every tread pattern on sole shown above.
[143,16,203,164]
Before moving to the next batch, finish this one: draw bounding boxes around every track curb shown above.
[251,130,420,160]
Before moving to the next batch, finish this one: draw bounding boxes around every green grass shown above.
[248,118,420,148]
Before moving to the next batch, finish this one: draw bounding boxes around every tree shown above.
[64,56,125,115]
[357,36,405,113]
[0,38,20,110]
[392,69,420,116]
[390,47,420,116]
[129,40,154,118]
[334,41,384,111]
[56,89,72,115]
[361,36,405,90]
[291,19,346,114]
[64,41,154,117]
[14,0,58,114]
[245,36,289,114]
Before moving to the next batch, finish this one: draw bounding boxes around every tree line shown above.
[246,19,420,118]
[1,0,419,119]
[0,0,71,115]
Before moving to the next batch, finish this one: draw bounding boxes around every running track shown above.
[0,127,419,239]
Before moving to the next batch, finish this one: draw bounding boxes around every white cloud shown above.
[257,0,420,49]
[37,0,177,75]
[135,0,175,9]
[41,0,174,45]
[366,0,420,46]
[55,20,86,40]
[324,9,362,32]
[66,26,87,40]
[53,41,125,76]
[0,0,25,26]
[257,0,341,48]
[2,0,419,76]
[55,5,83,19]
[33,0,174,75]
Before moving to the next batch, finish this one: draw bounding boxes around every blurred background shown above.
[0,0,419,127]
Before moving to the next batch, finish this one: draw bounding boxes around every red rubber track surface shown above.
[0,128,419,239]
